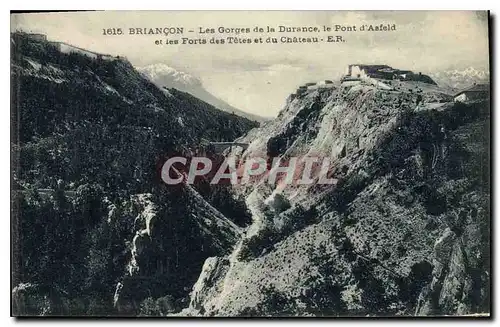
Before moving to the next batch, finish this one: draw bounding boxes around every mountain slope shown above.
[139,64,265,122]
[181,80,490,316]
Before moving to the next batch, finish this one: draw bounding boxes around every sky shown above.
[11,11,489,118]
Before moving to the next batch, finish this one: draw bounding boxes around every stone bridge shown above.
[209,142,249,154]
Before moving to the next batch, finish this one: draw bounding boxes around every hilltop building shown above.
[342,64,436,85]
[49,41,118,61]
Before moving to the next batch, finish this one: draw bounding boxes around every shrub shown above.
[237,227,276,261]
[138,297,162,316]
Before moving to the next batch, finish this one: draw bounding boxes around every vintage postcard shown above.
[10,11,490,317]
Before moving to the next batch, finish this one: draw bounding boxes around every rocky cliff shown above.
[180,80,490,316]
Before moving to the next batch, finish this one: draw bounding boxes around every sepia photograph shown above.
[10,10,491,317]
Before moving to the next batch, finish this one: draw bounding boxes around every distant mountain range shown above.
[430,67,490,91]
[138,64,265,122]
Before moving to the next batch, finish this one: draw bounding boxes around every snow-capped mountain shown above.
[139,64,265,122]
[139,63,203,88]
[430,67,490,91]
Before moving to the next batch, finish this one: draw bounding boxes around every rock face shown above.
[112,189,242,314]
[181,80,490,316]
